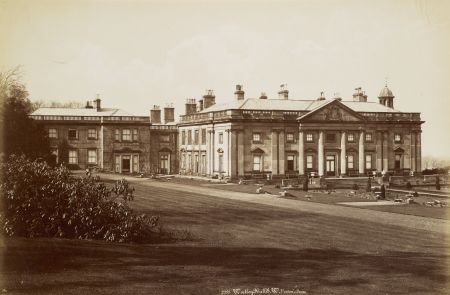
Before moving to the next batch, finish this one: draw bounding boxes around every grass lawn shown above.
[1,178,449,294]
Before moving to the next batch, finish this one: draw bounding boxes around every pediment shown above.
[159,147,172,153]
[298,100,365,122]
[251,147,265,154]
[394,147,405,153]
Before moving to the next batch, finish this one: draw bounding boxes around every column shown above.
[376,131,383,172]
[298,131,304,175]
[382,132,389,171]
[340,131,346,176]
[279,131,285,175]
[230,130,238,177]
[318,131,324,176]
[206,130,211,175]
[410,131,416,172]
[211,130,215,174]
[359,130,365,175]
[416,132,422,172]
[237,131,244,176]
[226,129,231,176]
[271,130,279,175]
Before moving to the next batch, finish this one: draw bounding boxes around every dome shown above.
[378,85,394,98]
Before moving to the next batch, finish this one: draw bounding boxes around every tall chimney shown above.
[352,87,368,102]
[278,84,289,100]
[203,89,216,109]
[234,85,245,100]
[94,94,101,111]
[259,92,268,99]
[198,99,204,112]
[164,104,175,124]
[317,91,326,101]
[185,98,197,115]
[150,105,161,124]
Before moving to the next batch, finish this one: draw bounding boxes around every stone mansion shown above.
[31,84,423,179]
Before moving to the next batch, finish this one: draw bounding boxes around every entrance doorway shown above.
[160,154,169,174]
[326,155,336,176]
[121,156,131,173]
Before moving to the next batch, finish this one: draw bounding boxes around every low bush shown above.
[0,155,160,243]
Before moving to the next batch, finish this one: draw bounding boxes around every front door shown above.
[122,155,131,173]
[160,154,169,174]
[326,155,336,176]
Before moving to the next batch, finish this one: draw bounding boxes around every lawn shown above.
[1,177,449,294]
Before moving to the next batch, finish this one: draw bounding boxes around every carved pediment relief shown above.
[299,101,364,122]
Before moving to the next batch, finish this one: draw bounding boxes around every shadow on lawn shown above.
[2,237,449,294]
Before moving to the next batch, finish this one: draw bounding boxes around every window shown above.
[219,154,224,172]
[306,133,313,142]
[287,155,295,171]
[160,135,170,142]
[395,154,402,170]
[201,129,206,145]
[132,129,138,141]
[68,150,78,164]
[252,133,261,143]
[51,148,58,163]
[194,130,199,144]
[347,155,354,169]
[88,129,97,139]
[115,155,120,172]
[68,129,78,140]
[394,133,402,143]
[133,155,139,173]
[306,155,313,169]
[115,129,120,141]
[365,154,372,169]
[87,150,97,164]
[326,133,336,143]
[122,129,131,141]
[253,155,262,171]
[286,133,294,143]
[218,132,223,144]
[181,131,186,145]
[49,128,57,138]
[365,133,372,142]
[188,130,192,145]
[347,133,354,142]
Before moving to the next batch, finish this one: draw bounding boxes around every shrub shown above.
[302,178,308,192]
[405,181,412,190]
[0,155,160,243]
[352,183,359,191]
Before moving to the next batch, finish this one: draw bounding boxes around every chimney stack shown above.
[185,98,197,115]
[164,104,175,124]
[198,99,204,112]
[333,92,342,101]
[352,87,368,102]
[317,91,326,101]
[94,94,101,111]
[259,92,268,99]
[278,84,289,100]
[150,105,161,124]
[203,89,216,109]
[85,100,93,109]
[234,84,245,100]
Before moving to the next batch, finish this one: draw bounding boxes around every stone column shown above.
[359,130,365,175]
[206,130,211,175]
[230,130,237,177]
[211,130,215,174]
[278,130,285,175]
[318,131,324,176]
[417,132,422,172]
[410,131,416,172]
[271,130,279,175]
[340,131,346,176]
[382,132,389,172]
[99,119,104,169]
[298,131,304,175]
[237,131,245,176]
[225,129,230,176]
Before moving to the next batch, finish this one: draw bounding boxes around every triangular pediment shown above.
[394,147,405,153]
[298,100,365,122]
[251,147,265,154]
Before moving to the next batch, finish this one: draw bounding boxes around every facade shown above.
[31,98,178,174]
[178,85,423,179]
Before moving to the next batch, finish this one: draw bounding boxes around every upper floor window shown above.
[187,130,192,145]
[115,129,120,141]
[326,133,336,143]
[194,130,199,145]
[306,133,313,142]
[88,128,97,139]
[68,129,78,140]
[394,133,402,143]
[201,129,206,145]
[132,129,138,141]
[252,133,261,143]
[347,133,354,143]
[365,133,373,142]
[218,132,223,144]
[286,133,294,143]
[122,129,131,141]
[49,128,57,138]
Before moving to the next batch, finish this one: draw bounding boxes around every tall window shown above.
[347,133,354,143]
[132,129,138,141]
[49,128,57,138]
[201,129,206,145]
[252,133,261,143]
[306,155,313,169]
[306,133,313,142]
[365,133,372,142]
[88,129,97,139]
[286,133,294,143]
[68,129,78,140]
[394,133,402,143]
[347,155,354,169]
[68,150,78,164]
[115,129,120,141]
[365,154,372,169]
[194,130,199,144]
[188,130,192,144]
[133,155,139,173]
[395,154,402,170]
[287,155,295,171]
[122,129,131,141]
[218,132,223,144]
[219,154,224,172]
[253,155,262,171]
[181,131,186,145]
[87,150,97,164]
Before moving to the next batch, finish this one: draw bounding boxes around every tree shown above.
[0,68,51,160]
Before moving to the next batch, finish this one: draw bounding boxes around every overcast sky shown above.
[1,0,449,158]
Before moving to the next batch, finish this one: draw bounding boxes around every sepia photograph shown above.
[1,0,449,294]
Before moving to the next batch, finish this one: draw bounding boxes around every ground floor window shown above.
[253,155,262,171]
[365,154,372,170]
[160,154,169,174]
[87,150,97,164]
[188,154,192,172]
[347,155,354,169]
[306,155,313,169]
[218,154,224,172]
[201,154,206,174]
[68,150,78,164]
[133,155,139,173]
[286,155,295,171]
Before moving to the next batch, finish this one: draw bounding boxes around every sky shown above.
[1,0,449,158]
